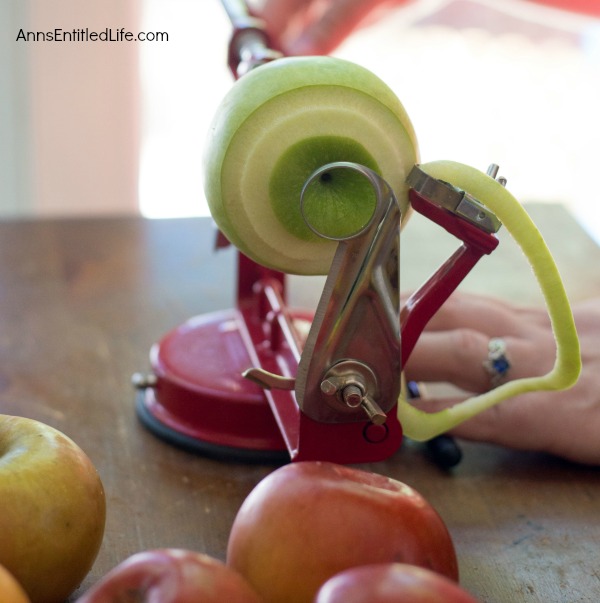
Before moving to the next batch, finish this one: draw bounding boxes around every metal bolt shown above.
[342,384,364,408]
[131,372,157,389]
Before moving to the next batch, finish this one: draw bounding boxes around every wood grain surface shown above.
[0,206,598,602]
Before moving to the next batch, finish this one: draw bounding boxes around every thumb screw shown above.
[360,396,387,426]
[342,385,387,425]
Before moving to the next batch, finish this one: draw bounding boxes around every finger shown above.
[404,291,529,337]
[570,298,600,332]
[404,329,550,392]
[407,394,546,450]
[402,291,551,343]
[260,0,413,56]
[411,391,598,463]
[259,0,309,44]
[288,0,385,55]
[410,390,600,465]
[259,0,307,31]
[284,0,412,56]
[405,329,494,392]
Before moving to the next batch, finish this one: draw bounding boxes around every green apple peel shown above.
[397,160,581,441]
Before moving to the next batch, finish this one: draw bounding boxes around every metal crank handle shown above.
[221,0,283,78]
[295,162,402,425]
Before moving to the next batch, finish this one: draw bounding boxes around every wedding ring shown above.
[483,337,511,388]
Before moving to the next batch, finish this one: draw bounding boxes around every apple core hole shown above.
[300,161,383,242]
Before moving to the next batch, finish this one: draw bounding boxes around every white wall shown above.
[138,0,232,218]
[0,0,33,215]
[1,0,141,217]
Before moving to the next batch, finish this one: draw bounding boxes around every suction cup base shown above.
[135,308,312,464]
[135,388,289,464]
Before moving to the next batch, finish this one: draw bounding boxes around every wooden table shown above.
[1,205,599,602]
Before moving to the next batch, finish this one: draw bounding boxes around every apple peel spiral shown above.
[397,160,582,441]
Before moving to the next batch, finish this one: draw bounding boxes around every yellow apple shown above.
[0,563,30,603]
[0,414,106,603]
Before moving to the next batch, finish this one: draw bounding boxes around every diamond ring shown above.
[483,337,511,388]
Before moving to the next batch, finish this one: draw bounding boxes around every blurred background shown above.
[2,0,600,240]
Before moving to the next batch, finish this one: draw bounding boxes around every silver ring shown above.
[483,337,511,388]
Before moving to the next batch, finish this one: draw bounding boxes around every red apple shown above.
[0,414,106,603]
[315,563,479,603]
[227,461,458,603]
[75,549,263,603]
[0,563,31,603]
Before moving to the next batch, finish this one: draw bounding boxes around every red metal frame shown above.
[401,191,499,361]
[138,5,502,463]
[140,186,500,464]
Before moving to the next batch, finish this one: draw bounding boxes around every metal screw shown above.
[320,370,387,425]
[131,372,157,389]
[342,384,364,408]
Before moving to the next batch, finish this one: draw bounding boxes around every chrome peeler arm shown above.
[295,162,402,425]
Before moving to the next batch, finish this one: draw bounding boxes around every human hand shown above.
[255,0,600,56]
[403,292,599,465]
[256,0,410,55]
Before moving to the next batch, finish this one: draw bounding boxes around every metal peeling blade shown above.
[406,165,502,234]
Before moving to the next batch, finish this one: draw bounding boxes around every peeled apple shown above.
[203,55,580,436]
[203,55,418,275]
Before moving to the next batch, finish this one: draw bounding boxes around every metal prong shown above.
[487,164,500,179]
[487,163,507,187]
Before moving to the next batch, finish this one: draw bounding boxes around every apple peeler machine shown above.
[133,0,504,466]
